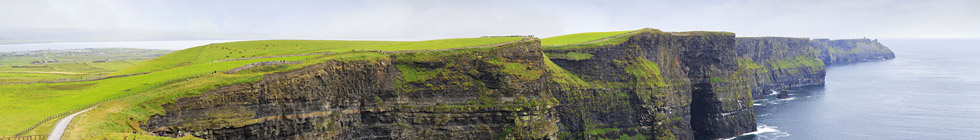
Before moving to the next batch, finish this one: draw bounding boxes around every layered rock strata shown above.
[143,30,897,140]
[735,37,826,97]
[542,29,755,139]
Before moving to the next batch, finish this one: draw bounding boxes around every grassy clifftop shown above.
[809,38,895,65]
[0,37,526,137]
[540,30,633,46]
[541,28,734,51]
[112,37,523,76]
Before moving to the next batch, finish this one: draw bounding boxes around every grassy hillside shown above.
[0,37,524,137]
[540,30,632,46]
[112,37,522,76]
[0,48,167,83]
[0,48,171,65]
[542,29,653,51]
[0,55,317,135]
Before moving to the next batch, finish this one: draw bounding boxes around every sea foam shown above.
[723,124,790,140]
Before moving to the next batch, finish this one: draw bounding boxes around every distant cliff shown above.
[809,38,895,65]
[736,37,826,97]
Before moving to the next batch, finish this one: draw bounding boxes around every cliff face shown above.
[543,30,754,139]
[144,39,563,139]
[143,30,887,140]
[735,37,826,97]
[143,30,758,140]
[809,38,895,65]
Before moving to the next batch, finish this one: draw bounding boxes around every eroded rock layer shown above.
[542,30,754,139]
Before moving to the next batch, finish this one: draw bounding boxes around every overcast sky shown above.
[1,0,978,43]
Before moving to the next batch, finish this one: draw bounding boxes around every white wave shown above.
[722,124,790,140]
[780,97,796,101]
[753,103,763,106]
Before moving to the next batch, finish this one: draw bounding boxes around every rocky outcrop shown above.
[809,38,895,65]
[735,37,826,97]
[542,29,754,139]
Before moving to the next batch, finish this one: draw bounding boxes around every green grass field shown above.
[541,29,652,51]
[0,61,147,83]
[540,30,632,46]
[0,37,524,137]
[0,48,171,66]
[113,37,522,76]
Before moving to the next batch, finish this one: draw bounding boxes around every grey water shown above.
[736,39,980,140]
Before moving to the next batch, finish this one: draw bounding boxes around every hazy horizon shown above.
[2,0,978,46]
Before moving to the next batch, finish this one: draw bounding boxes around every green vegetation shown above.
[546,52,594,60]
[61,51,389,139]
[618,57,666,87]
[113,37,522,76]
[585,127,620,136]
[0,55,320,135]
[1,35,526,137]
[0,48,169,83]
[542,54,590,88]
[541,29,671,51]
[0,48,171,65]
[771,55,824,70]
[541,30,632,46]
[488,58,543,81]
[737,58,763,70]
[0,29,759,139]
[0,61,152,83]
[395,64,443,83]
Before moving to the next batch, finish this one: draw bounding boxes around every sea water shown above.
[735,39,980,140]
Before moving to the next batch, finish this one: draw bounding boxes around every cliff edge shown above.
[131,29,897,140]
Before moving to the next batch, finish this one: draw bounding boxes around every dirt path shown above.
[47,107,93,140]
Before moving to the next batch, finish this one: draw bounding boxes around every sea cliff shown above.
[735,37,826,97]
[810,38,895,65]
[141,29,896,140]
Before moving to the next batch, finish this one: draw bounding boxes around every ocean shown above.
[735,39,980,140]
